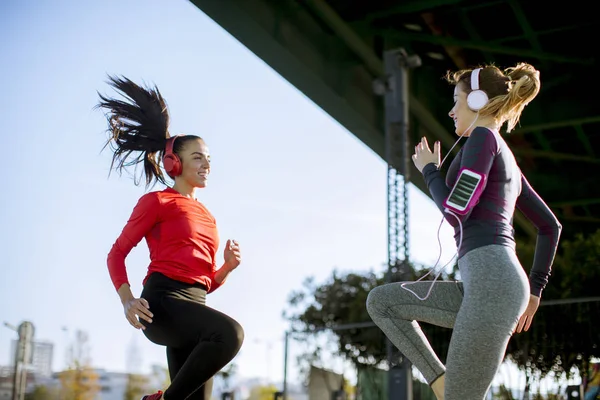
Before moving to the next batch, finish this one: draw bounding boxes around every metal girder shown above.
[512,148,600,164]
[556,201,600,223]
[506,0,549,70]
[512,116,600,134]
[574,125,595,157]
[299,0,537,239]
[420,12,469,69]
[457,8,495,63]
[552,200,600,224]
[189,0,538,238]
[539,74,575,94]
[364,0,467,22]
[492,22,594,45]
[558,215,600,224]
[550,198,600,208]
[189,0,385,153]
[300,0,461,151]
[507,0,542,53]
[461,0,504,11]
[520,105,558,166]
[373,29,594,65]
[530,130,553,153]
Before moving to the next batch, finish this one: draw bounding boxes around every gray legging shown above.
[366,244,530,400]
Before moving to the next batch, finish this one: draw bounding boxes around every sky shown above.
[0,0,514,392]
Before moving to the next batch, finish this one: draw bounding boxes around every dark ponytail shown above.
[96,75,171,188]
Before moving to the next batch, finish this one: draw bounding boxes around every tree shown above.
[492,384,515,400]
[124,374,150,400]
[152,365,170,392]
[283,262,455,382]
[285,270,386,367]
[246,384,278,400]
[58,330,100,400]
[25,385,58,400]
[123,333,150,400]
[284,228,600,390]
[214,362,238,395]
[506,229,600,379]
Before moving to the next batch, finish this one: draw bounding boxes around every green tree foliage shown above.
[124,374,150,400]
[246,384,279,400]
[25,385,58,400]
[214,362,238,395]
[506,229,600,379]
[284,263,456,372]
[285,229,600,385]
[58,330,100,400]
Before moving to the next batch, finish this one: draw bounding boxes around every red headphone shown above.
[163,135,183,177]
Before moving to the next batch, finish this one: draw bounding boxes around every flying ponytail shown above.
[96,75,171,187]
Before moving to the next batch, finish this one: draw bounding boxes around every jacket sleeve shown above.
[516,173,562,297]
[107,193,160,291]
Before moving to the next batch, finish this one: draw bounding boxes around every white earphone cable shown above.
[401,112,479,301]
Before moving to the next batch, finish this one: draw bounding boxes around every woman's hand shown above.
[223,239,241,271]
[412,137,441,173]
[514,294,540,333]
[123,298,153,330]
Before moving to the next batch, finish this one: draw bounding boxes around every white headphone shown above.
[467,68,489,111]
[439,68,486,167]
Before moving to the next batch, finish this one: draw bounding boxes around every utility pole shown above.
[282,330,289,400]
[280,47,421,400]
[4,321,35,400]
[374,47,422,400]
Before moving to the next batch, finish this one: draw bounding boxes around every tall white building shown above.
[10,340,54,378]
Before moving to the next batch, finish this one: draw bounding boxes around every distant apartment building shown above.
[10,340,54,378]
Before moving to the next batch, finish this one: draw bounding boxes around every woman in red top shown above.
[97,76,244,400]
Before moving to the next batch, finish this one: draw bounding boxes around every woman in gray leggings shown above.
[367,63,562,400]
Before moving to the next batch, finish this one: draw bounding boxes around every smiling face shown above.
[177,138,211,188]
[448,84,478,137]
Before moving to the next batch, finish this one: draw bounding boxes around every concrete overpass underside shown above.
[189,0,600,243]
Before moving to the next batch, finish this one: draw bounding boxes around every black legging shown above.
[140,273,244,400]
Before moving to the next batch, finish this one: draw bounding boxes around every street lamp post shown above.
[4,321,35,400]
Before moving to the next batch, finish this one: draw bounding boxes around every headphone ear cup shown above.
[171,155,182,176]
[467,89,488,111]
[163,154,182,177]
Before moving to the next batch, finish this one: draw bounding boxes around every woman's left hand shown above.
[412,137,441,173]
[514,294,540,333]
[224,239,241,271]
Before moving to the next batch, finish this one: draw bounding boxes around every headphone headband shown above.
[466,68,488,112]
[165,134,183,153]
[471,68,481,91]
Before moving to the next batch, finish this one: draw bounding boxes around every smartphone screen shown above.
[445,170,482,212]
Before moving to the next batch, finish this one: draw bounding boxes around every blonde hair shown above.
[445,62,541,132]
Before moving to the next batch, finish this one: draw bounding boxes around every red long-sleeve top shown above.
[107,187,222,294]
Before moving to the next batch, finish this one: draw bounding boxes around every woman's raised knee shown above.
[223,318,244,355]
[232,320,244,349]
[366,286,386,317]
